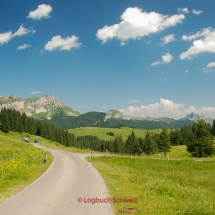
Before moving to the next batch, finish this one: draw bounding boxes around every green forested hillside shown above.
[49,111,193,129]
[49,111,107,128]
[1,108,214,157]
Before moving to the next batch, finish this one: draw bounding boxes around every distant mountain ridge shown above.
[0,95,213,129]
[0,95,80,119]
[185,112,213,125]
[49,110,194,129]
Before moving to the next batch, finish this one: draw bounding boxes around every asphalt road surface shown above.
[0,148,114,215]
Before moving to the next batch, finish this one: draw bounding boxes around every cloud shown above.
[120,98,185,118]
[178,7,189,14]
[200,107,215,113]
[162,52,173,63]
[180,27,215,59]
[151,60,161,66]
[202,62,215,73]
[127,100,141,103]
[17,44,31,50]
[30,91,42,95]
[27,4,52,20]
[160,34,175,45]
[151,52,173,66]
[0,25,35,46]
[207,62,215,68]
[181,28,211,41]
[192,9,203,15]
[184,69,189,73]
[0,31,13,45]
[96,7,185,45]
[44,35,82,51]
[119,98,215,119]
[13,25,35,37]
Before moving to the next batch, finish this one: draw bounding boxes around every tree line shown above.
[0,108,76,147]
[1,108,215,157]
[124,120,215,157]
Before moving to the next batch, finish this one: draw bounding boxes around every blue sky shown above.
[0,0,215,119]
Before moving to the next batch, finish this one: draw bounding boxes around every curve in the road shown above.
[0,148,114,215]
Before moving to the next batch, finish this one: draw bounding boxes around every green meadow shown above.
[88,151,215,215]
[1,126,215,215]
[69,126,163,141]
[0,131,54,203]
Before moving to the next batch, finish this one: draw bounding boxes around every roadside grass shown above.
[88,156,215,215]
[0,131,53,203]
[69,127,163,141]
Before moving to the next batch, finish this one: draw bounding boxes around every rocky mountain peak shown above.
[0,94,80,120]
[25,95,63,107]
[0,95,22,105]
[185,112,213,124]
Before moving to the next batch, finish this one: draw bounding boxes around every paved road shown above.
[0,148,114,215]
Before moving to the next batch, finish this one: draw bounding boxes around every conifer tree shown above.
[1,108,10,133]
[126,131,142,155]
[158,127,171,156]
[7,108,14,131]
[180,125,194,145]
[187,120,215,157]
[21,112,28,133]
[113,135,124,153]
[143,131,158,155]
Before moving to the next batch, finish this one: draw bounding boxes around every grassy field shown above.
[1,127,214,214]
[88,151,215,215]
[0,131,54,203]
[69,126,163,141]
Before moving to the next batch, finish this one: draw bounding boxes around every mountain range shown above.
[0,95,213,129]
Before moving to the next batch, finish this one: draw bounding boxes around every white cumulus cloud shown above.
[151,52,173,66]
[119,98,215,119]
[17,44,31,50]
[162,52,173,63]
[207,62,215,68]
[0,25,35,46]
[44,35,82,51]
[27,4,52,20]
[120,98,185,118]
[192,9,203,15]
[180,27,215,59]
[96,7,185,45]
[13,25,35,37]
[160,34,175,45]
[0,31,13,45]
[178,7,189,14]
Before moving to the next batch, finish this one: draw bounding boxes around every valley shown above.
[0,95,215,214]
